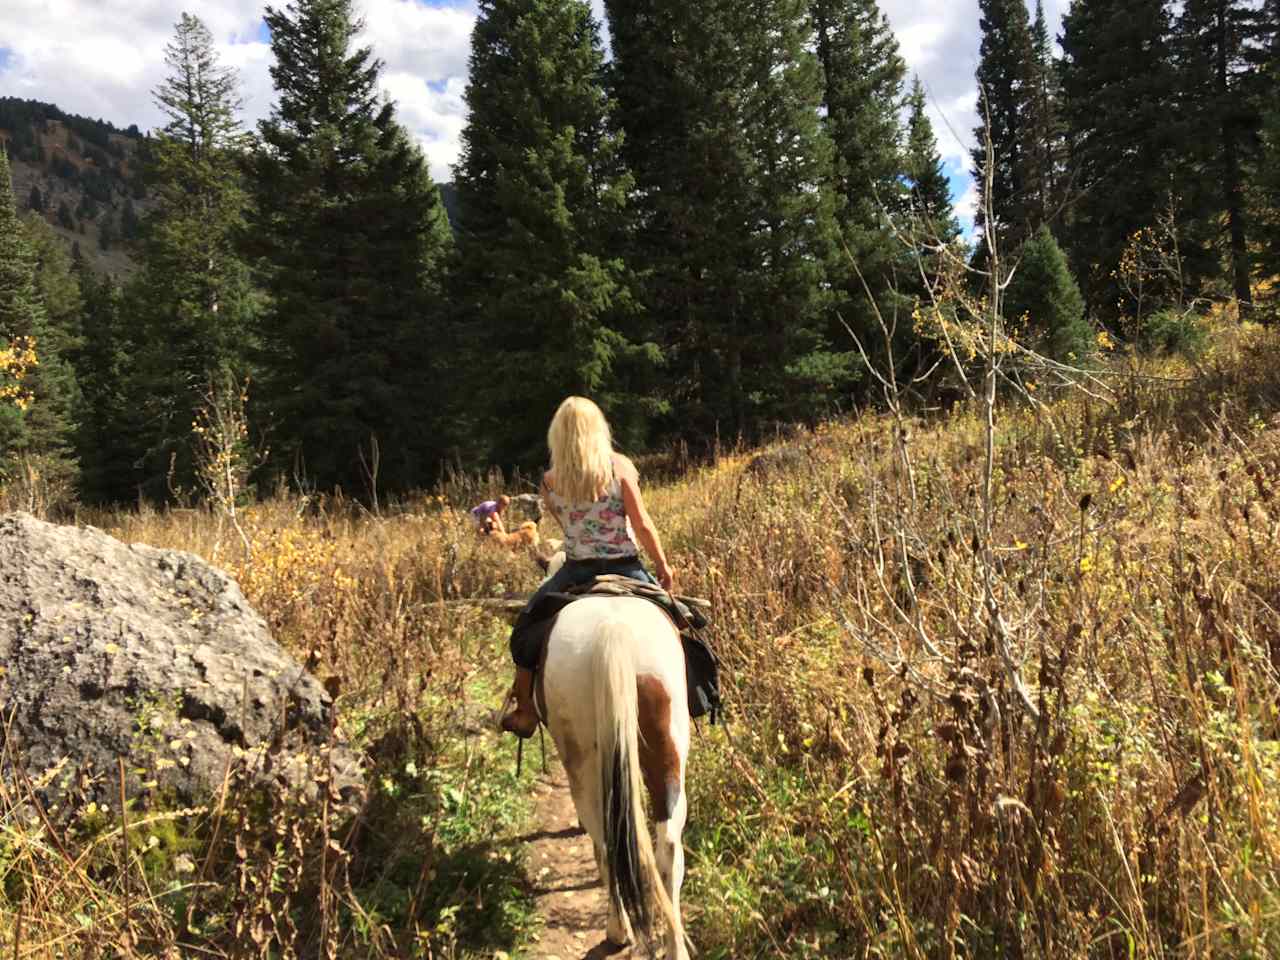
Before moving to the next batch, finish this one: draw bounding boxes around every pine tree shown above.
[72,267,140,503]
[973,0,1038,250]
[453,0,645,466]
[1006,224,1091,362]
[27,184,44,213]
[1260,107,1280,295]
[1174,0,1271,308]
[1025,0,1065,227]
[811,0,909,383]
[21,214,84,489]
[132,13,259,498]
[904,76,960,246]
[0,151,79,483]
[120,196,139,241]
[1060,0,1189,319]
[0,148,43,465]
[606,0,840,438]
[56,200,74,231]
[1256,2,1280,286]
[247,0,453,493]
[901,74,961,331]
[98,212,115,251]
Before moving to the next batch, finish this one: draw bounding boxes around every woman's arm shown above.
[617,456,674,590]
[540,472,566,534]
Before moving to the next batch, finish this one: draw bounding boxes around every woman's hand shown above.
[656,561,675,592]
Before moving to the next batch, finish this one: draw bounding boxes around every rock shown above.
[0,513,362,809]
[509,492,544,523]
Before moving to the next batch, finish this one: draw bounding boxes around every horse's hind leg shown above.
[638,676,690,959]
[583,789,633,947]
[587,795,633,945]
[656,785,689,960]
[555,724,632,946]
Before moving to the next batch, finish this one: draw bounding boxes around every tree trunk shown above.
[1218,0,1253,310]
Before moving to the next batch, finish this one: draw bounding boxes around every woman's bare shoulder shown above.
[611,452,638,480]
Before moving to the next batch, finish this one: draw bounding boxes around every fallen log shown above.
[438,598,526,615]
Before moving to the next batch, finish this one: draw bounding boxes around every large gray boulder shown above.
[0,513,362,808]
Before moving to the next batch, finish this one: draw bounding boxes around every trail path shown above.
[519,765,632,960]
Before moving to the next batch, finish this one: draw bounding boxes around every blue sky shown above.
[0,0,1071,226]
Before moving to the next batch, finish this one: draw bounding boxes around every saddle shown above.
[514,575,722,724]
[563,574,710,630]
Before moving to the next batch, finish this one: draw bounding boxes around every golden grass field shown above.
[1,315,1279,958]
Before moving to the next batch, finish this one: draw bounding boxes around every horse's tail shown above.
[593,618,679,943]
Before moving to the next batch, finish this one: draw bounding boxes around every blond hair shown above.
[548,397,614,503]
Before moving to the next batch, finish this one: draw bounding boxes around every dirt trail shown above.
[518,766,633,960]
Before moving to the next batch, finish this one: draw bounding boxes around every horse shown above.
[539,587,692,958]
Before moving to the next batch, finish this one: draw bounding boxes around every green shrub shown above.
[1006,224,1092,363]
[1137,306,1207,355]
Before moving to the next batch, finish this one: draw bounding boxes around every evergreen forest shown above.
[0,0,1277,505]
[4,3,1280,957]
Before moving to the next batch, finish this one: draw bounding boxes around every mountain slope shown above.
[0,98,148,277]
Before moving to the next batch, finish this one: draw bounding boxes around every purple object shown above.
[471,500,500,520]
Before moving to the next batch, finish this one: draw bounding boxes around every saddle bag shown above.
[683,632,721,724]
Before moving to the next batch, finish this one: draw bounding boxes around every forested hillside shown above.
[0,97,148,276]
[0,0,1277,509]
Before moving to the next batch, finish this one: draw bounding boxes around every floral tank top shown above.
[547,475,640,560]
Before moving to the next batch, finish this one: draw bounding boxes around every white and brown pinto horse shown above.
[539,587,692,958]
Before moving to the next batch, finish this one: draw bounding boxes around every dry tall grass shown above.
[0,320,1277,958]
[675,318,1280,959]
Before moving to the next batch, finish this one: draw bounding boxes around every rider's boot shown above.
[501,667,540,739]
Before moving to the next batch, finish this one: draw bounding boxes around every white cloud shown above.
[358,0,475,178]
[0,0,1074,187]
[360,0,474,82]
[954,176,982,233]
[217,40,275,124]
[380,71,468,178]
[895,20,948,72]
[0,0,473,177]
[0,1,263,132]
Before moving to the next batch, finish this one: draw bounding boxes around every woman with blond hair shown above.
[501,396,676,738]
